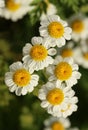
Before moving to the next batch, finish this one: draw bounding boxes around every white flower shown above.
[38,82,77,117]
[73,46,88,69]
[39,15,72,48]
[40,3,57,21]
[69,13,88,41]
[46,56,81,87]
[22,36,57,71]
[0,0,33,21]
[53,88,78,118]
[44,116,70,130]
[5,61,39,96]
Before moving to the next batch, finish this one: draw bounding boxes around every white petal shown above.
[10,62,23,72]
[41,101,49,108]
[9,85,16,92]
[48,48,57,56]
[60,20,68,27]
[23,43,32,56]
[15,87,22,96]
[31,36,43,45]
[72,71,81,79]
[21,87,28,95]
[48,15,60,22]
[56,37,65,47]
[56,80,62,87]
[64,33,72,40]
[72,64,79,71]
[64,27,72,33]
[64,57,73,65]
[54,55,63,64]
[40,19,49,26]
[5,78,14,87]
[38,93,46,100]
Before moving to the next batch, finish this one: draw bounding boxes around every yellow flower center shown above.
[6,0,20,12]
[51,122,64,130]
[46,88,64,105]
[13,69,31,87]
[30,44,48,61]
[72,20,84,33]
[48,22,64,38]
[54,62,72,80]
[61,104,71,112]
[83,53,88,60]
[61,49,73,58]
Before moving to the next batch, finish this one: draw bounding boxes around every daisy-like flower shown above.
[22,36,57,71]
[38,82,78,117]
[44,116,70,130]
[5,61,39,96]
[53,87,78,118]
[73,45,88,69]
[40,1,57,20]
[39,15,72,48]
[69,13,88,42]
[0,0,33,21]
[46,56,81,87]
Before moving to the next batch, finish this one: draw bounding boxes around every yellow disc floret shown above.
[48,22,64,38]
[51,122,64,130]
[13,69,31,87]
[6,0,20,12]
[61,49,73,58]
[30,44,48,61]
[72,20,84,33]
[46,88,64,105]
[83,53,88,60]
[55,62,72,80]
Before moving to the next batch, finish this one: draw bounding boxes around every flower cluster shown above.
[5,15,81,120]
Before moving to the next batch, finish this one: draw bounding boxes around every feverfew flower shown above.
[44,116,70,130]
[22,37,57,71]
[5,61,39,96]
[69,14,88,41]
[39,15,72,48]
[46,56,81,87]
[53,87,78,118]
[73,46,88,69]
[38,82,77,117]
[0,0,33,21]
